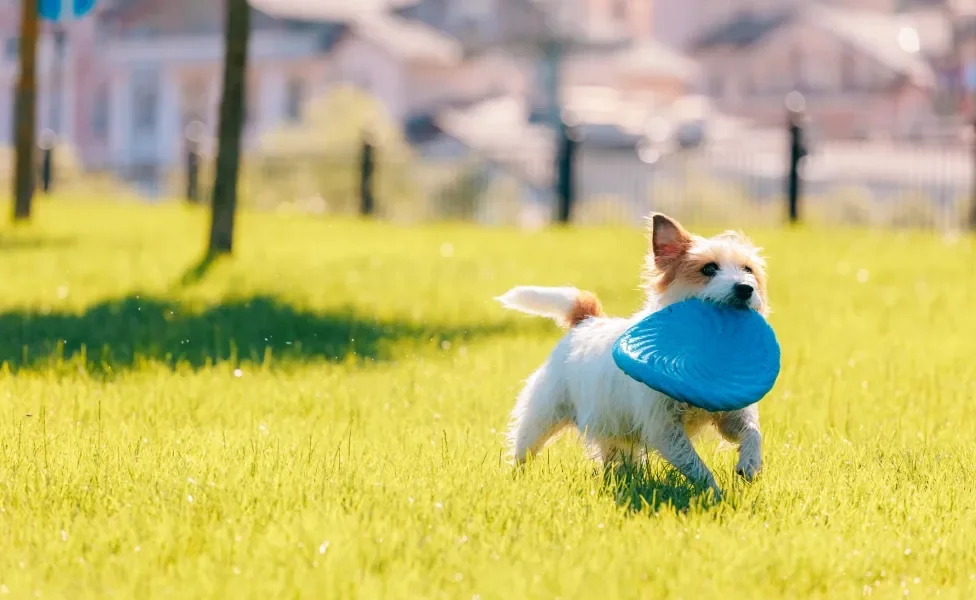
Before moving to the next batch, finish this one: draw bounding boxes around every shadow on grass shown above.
[0,235,75,252]
[177,252,222,287]
[0,294,513,374]
[603,462,722,513]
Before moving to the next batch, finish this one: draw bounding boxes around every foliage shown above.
[0,201,975,598]
[0,144,131,200]
[242,85,426,216]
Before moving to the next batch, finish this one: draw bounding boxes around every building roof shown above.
[99,0,320,35]
[249,0,419,21]
[611,39,700,83]
[690,10,794,50]
[813,6,937,87]
[691,6,937,88]
[435,96,554,187]
[348,12,462,66]
[100,0,422,37]
[945,0,976,17]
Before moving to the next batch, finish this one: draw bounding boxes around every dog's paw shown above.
[735,457,762,482]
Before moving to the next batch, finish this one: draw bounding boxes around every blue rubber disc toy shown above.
[612,298,781,412]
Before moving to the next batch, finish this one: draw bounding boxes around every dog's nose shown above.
[733,283,754,301]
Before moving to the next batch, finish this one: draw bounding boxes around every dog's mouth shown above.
[722,296,755,311]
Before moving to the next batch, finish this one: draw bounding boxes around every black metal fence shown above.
[17,109,976,232]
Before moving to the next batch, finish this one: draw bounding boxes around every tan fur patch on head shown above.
[705,233,769,311]
[656,250,714,293]
[646,227,770,313]
[568,291,605,327]
[664,243,764,289]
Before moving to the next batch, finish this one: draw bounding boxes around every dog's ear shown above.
[649,213,692,268]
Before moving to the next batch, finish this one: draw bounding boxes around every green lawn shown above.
[0,202,974,599]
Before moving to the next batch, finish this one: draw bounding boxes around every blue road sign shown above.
[39,0,98,21]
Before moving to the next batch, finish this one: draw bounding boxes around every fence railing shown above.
[16,105,976,232]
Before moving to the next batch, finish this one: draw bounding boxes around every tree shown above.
[12,0,39,222]
[208,0,251,254]
[970,181,976,231]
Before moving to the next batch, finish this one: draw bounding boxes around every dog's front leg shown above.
[653,425,721,497]
[716,408,763,481]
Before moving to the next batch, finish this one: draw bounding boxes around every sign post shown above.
[35,0,98,194]
[39,0,97,21]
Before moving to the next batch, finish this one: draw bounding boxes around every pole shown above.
[538,39,565,216]
[970,119,976,230]
[186,136,200,204]
[555,120,578,224]
[12,0,40,221]
[207,0,251,254]
[43,25,67,194]
[359,132,375,217]
[785,92,806,225]
[39,130,54,193]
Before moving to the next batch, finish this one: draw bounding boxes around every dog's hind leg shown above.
[508,361,572,464]
[589,437,644,468]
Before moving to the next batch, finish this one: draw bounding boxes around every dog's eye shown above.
[742,265,753,274]
[700,262,719,277]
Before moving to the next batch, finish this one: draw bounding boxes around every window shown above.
[448,0,494,29]
[857,57,878,90]
[708,73,724,98]
[790,44,805,91]
[741,69,754,96]
[130,69,159,135]
[4,37,18,59]
[180,78,208,124]
[840,47,856,91]
[285,78,304,121]
[92,84,109,140]
[613,0,629,22]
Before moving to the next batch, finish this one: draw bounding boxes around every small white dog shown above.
[496,213,770,496]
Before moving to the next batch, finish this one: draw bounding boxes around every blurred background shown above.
[3,0,976,231]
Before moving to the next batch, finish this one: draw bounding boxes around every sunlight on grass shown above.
[0,201,974,598]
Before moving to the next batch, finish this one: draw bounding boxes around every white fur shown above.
[496,286,581,325]
[499,234,765,497]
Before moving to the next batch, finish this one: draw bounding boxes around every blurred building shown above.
[652,0,901,49]
[0,0,699,184]
[686,2,964,140]
[2,0,968,186]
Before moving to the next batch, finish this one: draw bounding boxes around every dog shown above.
[496,213,769,496]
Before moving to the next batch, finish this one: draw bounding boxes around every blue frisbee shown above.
[612,299,781,412]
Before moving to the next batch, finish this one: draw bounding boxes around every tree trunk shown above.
[208,0,251,254]
[12,0,39,222]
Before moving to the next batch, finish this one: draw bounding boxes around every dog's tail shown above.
[495,286,605,328]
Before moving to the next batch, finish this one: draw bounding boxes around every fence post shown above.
[359,132,375,217]
[185,139,200,204]
[184,120,205,204]
[555,118,578,224]
[970,119,976,230]
[786,92,806,224]
[38,129,55,194]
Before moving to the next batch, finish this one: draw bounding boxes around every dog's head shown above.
[643,213,769,315]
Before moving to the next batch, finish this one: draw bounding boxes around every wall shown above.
[91,28,330,171]
[694,20,937,138]
[0,23,86,147]
[330,36,408,120]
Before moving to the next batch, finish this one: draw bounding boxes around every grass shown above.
[0,201,975,599]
